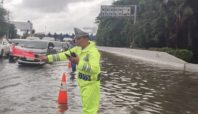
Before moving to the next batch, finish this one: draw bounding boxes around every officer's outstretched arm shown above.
[77,50,100,74]
[47,47,77,62]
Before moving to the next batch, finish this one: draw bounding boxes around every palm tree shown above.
[164,0,197,48]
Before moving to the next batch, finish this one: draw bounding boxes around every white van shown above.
[42,37,55,41]
[26,37,40,40]
[63,37,73,42]
[0,39,11,57]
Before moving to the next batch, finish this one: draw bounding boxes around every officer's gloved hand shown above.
[70,51,76,57]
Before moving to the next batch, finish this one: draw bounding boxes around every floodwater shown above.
[1,51,198,114]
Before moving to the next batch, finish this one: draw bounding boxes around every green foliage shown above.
[0,7,18,39]
[149,47,174,52]
[95,0,198,62]
[96,19,130,47]
[174,49,193,62]
[0,7,8,38]
[149,47,193,62]
[31,29,35,34]
[96,0,171,48]
[22,31,29,39]
[8,24,18,39]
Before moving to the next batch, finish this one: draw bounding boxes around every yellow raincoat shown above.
[48,41,100,114]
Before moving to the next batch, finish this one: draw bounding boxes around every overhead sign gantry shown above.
[99,5,137,23]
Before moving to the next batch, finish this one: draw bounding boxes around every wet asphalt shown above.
[1,51,198,114]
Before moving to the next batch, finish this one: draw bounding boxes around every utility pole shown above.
[45,26,46,36]
[134,5,137,24]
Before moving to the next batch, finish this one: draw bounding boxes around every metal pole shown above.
[45,26,46,36]
[132,5,137,45]
[134,5,137,24]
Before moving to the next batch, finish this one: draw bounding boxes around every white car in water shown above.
[42,37,55,41]
[52,41,69,53]
[63,37,73,42]
[16,40,57,65]
[0,39,11,58]
[26,37,40,40]
[9,39,29,62]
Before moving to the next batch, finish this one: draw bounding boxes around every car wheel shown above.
[9,55,15,62]
[6,52,9,57]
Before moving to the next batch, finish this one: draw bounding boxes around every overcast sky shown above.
[4,0,112,35]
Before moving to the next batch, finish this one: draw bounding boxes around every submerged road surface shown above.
[0,51,198,114]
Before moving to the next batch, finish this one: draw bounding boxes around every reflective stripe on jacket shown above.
[47,41,101,87]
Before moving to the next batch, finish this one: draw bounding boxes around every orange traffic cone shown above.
[58,73,68,104]
[68,62,72,68]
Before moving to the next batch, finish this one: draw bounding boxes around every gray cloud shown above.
[5,0,112,34]
[20,0,92,13]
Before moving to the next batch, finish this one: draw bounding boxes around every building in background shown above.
[9,21,33,32]
[9,21,33,38]
[34,32,45,39]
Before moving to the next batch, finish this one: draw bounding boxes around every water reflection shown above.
[55,104,68,114]
[99,51,198,114]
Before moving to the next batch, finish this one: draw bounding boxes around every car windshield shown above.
[53,42,62,47]
[12,40,28,46]
[24,41,48,49]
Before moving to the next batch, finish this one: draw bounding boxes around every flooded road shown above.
[1,51,198,114]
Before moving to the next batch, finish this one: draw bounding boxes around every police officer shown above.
[38,28,101,114]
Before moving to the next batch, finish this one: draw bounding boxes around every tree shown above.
[54,33,57,38]
[71,33,75,38]
[89,34,95,41]
[95,0,198,62]
[8,24,17,39]
[60,33,63,39]
[175,0,197,48]
[31,29,35,34]
[0,7,8,38]
[22,31,29,39]
[47,32,51,37]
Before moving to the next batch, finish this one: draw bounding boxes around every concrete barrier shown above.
[185,63,198,72]
[97,46,198,72]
